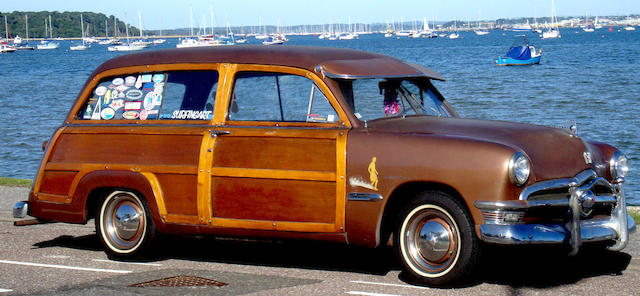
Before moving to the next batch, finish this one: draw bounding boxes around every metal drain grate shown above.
[129,275,228,287]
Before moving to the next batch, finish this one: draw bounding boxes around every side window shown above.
[79,71,218,121]
[228,71,337,123]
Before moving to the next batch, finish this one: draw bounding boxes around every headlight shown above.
[508,152,530,186]
[610,151,629,180]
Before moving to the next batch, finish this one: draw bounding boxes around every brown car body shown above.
[17,45,634,285]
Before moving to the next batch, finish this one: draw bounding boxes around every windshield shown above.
[334,78,455,121]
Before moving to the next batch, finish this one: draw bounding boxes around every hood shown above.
[366,116,591,181]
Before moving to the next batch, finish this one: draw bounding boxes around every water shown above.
[1,29,639,204]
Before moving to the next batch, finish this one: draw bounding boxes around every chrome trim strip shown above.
[518,170,597,201]
[348,193,383,201]
[474,195,616,211]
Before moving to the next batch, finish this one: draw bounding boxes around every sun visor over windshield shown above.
[317,58,446,81]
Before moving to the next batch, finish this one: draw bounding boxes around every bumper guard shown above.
[475,170,636,254]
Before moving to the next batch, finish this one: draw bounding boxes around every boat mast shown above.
[80,14,85,45]
[138,10,143,38]
[49,14,53,38]
[25,14,29,40]
[189,6,194,37]
[210,5,214,36]
[4,16,8,39]
[105,19,108,38]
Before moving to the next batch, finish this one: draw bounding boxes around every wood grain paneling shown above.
[39,171,78,196]
[213,136,336,171]
[50,133,201,165]
[156,173,198,216]
[211,177,336,223]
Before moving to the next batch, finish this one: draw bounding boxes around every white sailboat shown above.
[108,16,144,51]
[448,19,459,39]
[70,14,90,50]
[37,15,60,49]
[131,10,151,48]
[542,0,561,39]
[15,15,35,50]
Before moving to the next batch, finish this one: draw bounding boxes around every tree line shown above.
[0,11,144,38]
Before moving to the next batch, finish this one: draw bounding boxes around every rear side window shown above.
[79,71,218,121]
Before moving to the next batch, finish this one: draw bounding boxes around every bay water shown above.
[0,28,638,204]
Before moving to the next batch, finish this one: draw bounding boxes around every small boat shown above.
[152,39,166,44]
[542,0,561,39]
[107,44,145,51]
[70,44,90,51]
[0,43,17,53]
[495,35,542,66]
[37,40,60,50]
[262,34,286,45]
[624,26,636,31]
[448,32,460,39]
[70,14,91,51]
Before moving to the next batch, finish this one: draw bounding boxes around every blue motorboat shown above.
[495,35,542,66]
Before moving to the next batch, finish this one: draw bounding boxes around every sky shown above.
[2,0,640,30]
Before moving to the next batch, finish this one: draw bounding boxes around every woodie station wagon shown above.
[14,46,634,285]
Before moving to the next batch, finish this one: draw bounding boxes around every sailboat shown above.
[131,10,151,47]
[448,19,460,39]
[108,17,144,51]
[153,22,166,44]
[582,12,595,32]
[37,15,60,49]
[70,14,90,50]
[1,17,16,53]
[542,0,561,39]
[15,15,35,50]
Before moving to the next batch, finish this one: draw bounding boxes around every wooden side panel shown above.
[39,171,78,196]
[214,137,336,171]
[211,177,336,223]
[50,133,201,165]
[156,174,198,216]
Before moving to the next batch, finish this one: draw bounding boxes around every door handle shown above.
[209,130,231,138]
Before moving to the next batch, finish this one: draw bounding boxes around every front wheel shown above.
[96,190,156,258]
[395,191,480,286]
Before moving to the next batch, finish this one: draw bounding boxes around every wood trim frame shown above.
[196,64,349,233]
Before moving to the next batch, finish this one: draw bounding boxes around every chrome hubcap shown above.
[113,202,141,240]
[417,220,451,262]
[101,192,146,252]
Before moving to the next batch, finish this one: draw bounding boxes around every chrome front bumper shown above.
[479,215,636,246]
[475,170,635,254]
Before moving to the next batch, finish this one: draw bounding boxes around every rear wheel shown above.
[395,191,480,286]
[96,190,156,258]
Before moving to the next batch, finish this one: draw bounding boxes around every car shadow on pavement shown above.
[33,233,632,289]
[33,234,103,251]
[472,244,632,288]
[151,235,399,275]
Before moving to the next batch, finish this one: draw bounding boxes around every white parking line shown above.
[346,291,402,296]
[0,288,13,293]
[0,260,131,274]
[351,280,430,290]
[92,259,162,266]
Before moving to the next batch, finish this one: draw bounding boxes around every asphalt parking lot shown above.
[1,186,639,295]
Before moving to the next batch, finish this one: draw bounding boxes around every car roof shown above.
[92,45,445,81]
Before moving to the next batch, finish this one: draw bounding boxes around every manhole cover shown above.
[129,275,228,287]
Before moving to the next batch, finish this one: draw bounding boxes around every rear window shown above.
[78,71,218,121]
